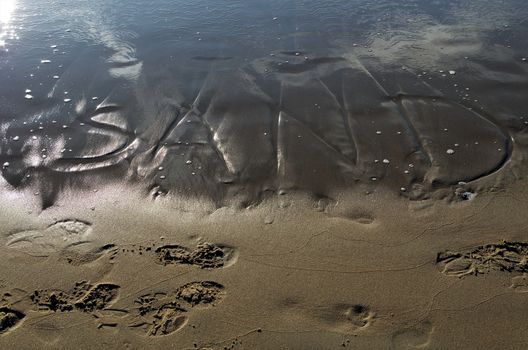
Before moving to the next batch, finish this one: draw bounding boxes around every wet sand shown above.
[1,0,528,349]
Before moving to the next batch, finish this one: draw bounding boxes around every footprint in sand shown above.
[311,195,376,225]
[59,243,118,266]
[0,307,25,335]
[337,212,376,225]
[30,281,120,313]
[129,293,188,337]
[174,281,225,307]
[1,274,225,336]
[329,210,376,225]
[325,304,375,333]
[6,220,93,255]
[129,281,225,337]
[5,221,117,277]
[313,195,337,212]
[391,321,434,350]
[436,241,528,277]
[510,274,528,293]
[287,302,375,335]
[74,283,121,312]
[155,242,238,268]
[319,204,376,226]
[67,240,239,270]
[343,304,374,329]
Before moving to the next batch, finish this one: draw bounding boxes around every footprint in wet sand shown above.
[313,195,337,212]
[298,303,375,335]
[147,307,188,337]
[130,293,188,337]
[436,241,528,277]
[343,304,374,329]
[328,304,375,333]
[329,211,376,225]
[174,281,225,307]
[322,206,376,225]
[338,212,376,225]
[0,307,25,335]
[155,243,238,268]
[310,195,376,225]
[6,220,93,255]
[1,240,227,337]
[68,241,239,270]
[59,243,118,266]
[74,283,120,312]
[510,274,528,293]
[129,281,225,337]
[391,321,434,350]
[30,281,120,313]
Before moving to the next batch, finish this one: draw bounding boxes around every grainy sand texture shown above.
[1,0,528,349]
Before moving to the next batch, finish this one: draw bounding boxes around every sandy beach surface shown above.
[1,177,528,349]
[1,0,528,349]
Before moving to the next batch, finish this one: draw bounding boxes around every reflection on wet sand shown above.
[0,48,517,208]
[0,0,526,210]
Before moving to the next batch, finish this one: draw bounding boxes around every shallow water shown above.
[1,0,528,207]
